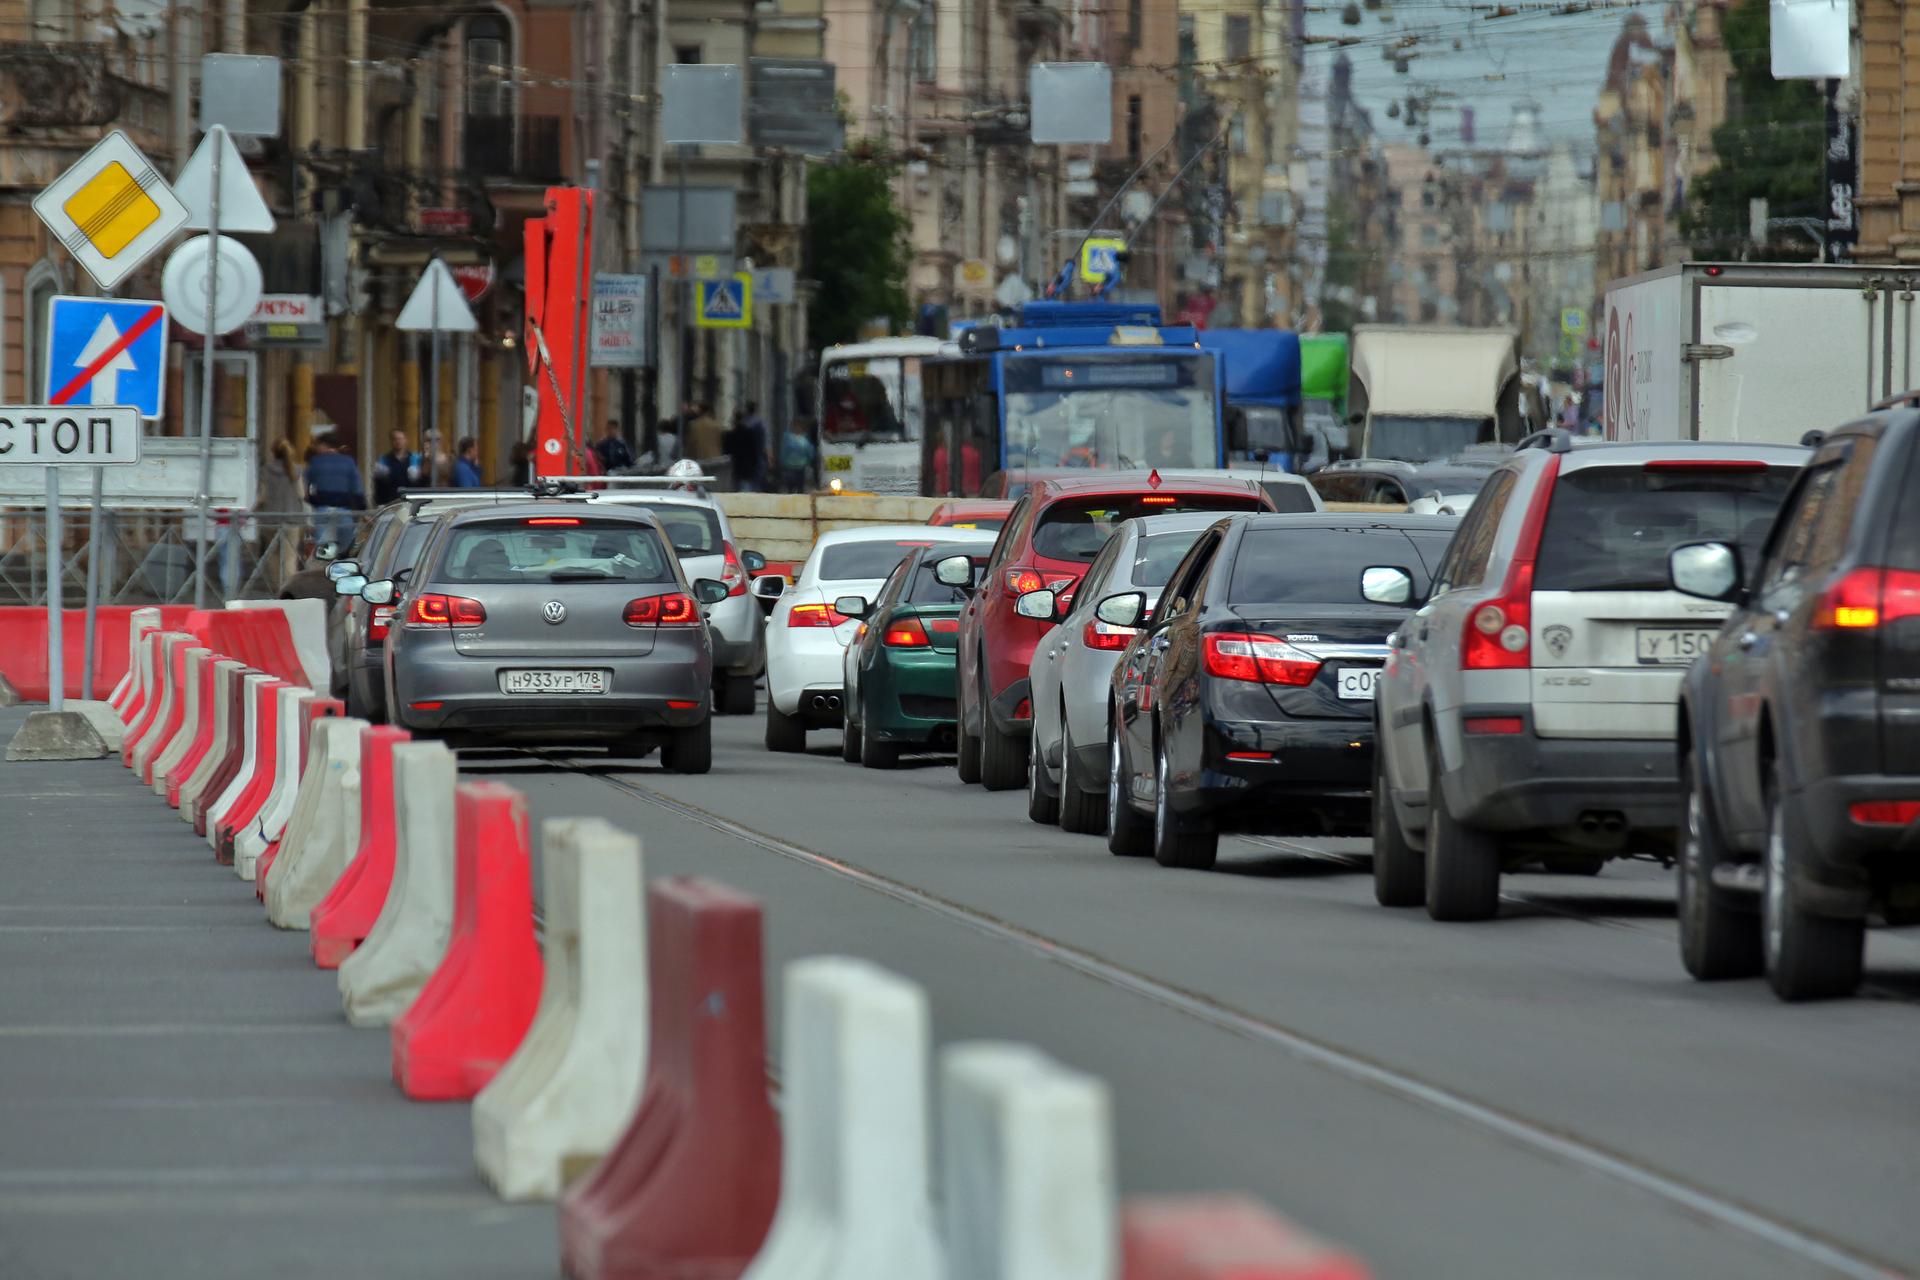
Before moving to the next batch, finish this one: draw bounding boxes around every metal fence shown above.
[0,510,375,608]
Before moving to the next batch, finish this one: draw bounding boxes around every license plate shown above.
[500,669,608,695]
[1635,628,1715,665]
[824,454,852,471]
[1337,668,1378,700]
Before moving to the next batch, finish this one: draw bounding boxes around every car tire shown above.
[1543,853,1606,876]
[663,719,712,775]
[1424,744,1501,922]
[1058,720,1105,835]
[1371,746,1424,907]
[1026,729,1060,824]
[956,709,982,784]
[717,672,756,717]
[860,724,899,770]
[1152,740,1217,870]
[1106,718,1152,858]
[1762,762,1864,1001]
[979,702,1027,792]
[840,707,862,763]
[765,698,805,753]
[1677,747,1762,981]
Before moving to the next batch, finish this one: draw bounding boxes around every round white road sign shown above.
[162,234,264,335]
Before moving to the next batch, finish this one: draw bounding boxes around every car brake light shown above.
[721,541,749,597]
[667,699,701,710]
[884,617,930,648]
[368,604,396,643]
[407,593,487,627]
[927,617,961,635]
[1464,716,1526,735]
[788,602,849,628]
[1849,799,1920,826]
[1005,568,1045,595]
[1814,567,1920,630]
[624,592,700,626]
[1083,619,1137,651]
[1642,458,1768,471]
[1463,456,1560,669]
[525,516,583,525]
[1014,698,1032,719]
[1140,495,1178,505]
[1203,633,1322,685]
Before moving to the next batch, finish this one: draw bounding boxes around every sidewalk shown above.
[0,707,555,1280]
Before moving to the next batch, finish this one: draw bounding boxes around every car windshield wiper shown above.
[548,568,616,581]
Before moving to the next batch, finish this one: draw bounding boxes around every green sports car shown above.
[835,536,996,769]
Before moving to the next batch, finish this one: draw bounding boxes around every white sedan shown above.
[760,524,994,753]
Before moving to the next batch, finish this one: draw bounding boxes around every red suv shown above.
[954,471,1276,789]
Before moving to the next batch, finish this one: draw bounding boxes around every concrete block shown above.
[0,673,19,707]
[742,957,942,1280]
[206,674,273,852]
[474,818,649,1201]
[339,741,458,1026]
[70,700,126,752]
[265,716,368,930]
[5,710,108,761]
[234,686,313,879]
[719,491,814,520]
[941,1043,1116,1280]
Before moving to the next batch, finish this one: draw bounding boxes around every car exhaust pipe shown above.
[1599,813,1626,835]
[808,694,842,713]
[1578,812,1602,834]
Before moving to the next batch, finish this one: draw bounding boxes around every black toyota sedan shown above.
[1104,513,1458,869]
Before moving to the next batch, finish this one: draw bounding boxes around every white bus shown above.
[816,337,951,495]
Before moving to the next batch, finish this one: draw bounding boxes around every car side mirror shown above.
[1014,587,1059,621]
[934,554,975,588]
[326,560,360,582]
[751,575,787,601]
[834,595,870,620]
[693,578,731,606]
[741,549,768,573]
[335,574,369,597]
[360,579,397,605]
[1095,591,1147,628]
[1360,565,1415,606]
[1669,541,1744,603]
[314,541,340,562]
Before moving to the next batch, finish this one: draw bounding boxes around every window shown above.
[1032,496,1258,563]
[1160,533,1222,619]
[821,539,947,582]
[23,265,58,405]
[1127,95,1143,163]
[619,502,724,555]
[1805,439,1876,570]
[1421,224,1439,247]
[1434,470,1515,592]
[909,10,937,83]
[439,521,674,584]
[1534,464,1798,592]
[989,497,1033,570]
[1225,14,1252,61]
[674,44,702,64]
[1230,528,1445,604]
[1129,0,1143,48]
[1130,529,1211,591]
[1762,461,1840,592]
[907,557,981,605]
[1230,113,1247,156]
[466,20,511,117]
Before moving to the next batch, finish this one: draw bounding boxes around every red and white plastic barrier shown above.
[233,685,314,879]
[109,607,162,717]
[150,649,211,797]
[129,633,190,780]
[265,716,367,929]
[1121,1198,1372,1280]
[310,726,411,969]
[206,674,275,857]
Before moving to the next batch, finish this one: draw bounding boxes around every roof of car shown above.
[1027,470,1265,499]
[438,500,662,525]
[1127,511,1244,536]
[810,523,990,548]
[585,490,720,511]
[1541,441,1808,472]
[1240,512,1463,534]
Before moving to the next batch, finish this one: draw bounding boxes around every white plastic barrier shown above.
[741,957,942,1280]
[180,660,245,825]
[234,686,314,880]
[264,716,366,930]
[149,648,210,797]
[206,674,273,850]
[941,1043,1115,1280]
[226,598,330,693]
[109,607,162,713]
[130,633,191,780]
[473,818,649,1201]
[338,741,458,1026]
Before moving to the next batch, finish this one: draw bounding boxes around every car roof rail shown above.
[1868,388,1920,413]
[1515,428,1574,454]
[1800,429,1827,448]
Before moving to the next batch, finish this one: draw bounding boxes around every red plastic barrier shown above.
[233,607,308,687]
[162,652,218,805]
[559,877,780,1280]
[256,696,345,899]
[390,782,543,1101]
[141,639,197,787]
[309,725,411,968]
[195,666,254,837]
[214,678,286,865]
[0,605,194,704]
[1121,1196,1372,1280]
[121,632,171,767]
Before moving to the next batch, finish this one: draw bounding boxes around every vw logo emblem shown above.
[543,600,567,625]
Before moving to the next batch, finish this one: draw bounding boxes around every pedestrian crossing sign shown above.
[1079,237,1126,284]
[695,273,752,329]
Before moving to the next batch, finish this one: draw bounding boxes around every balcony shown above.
[0,42,122,128]
[462,114,566,184]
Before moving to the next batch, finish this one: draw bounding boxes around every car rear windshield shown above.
[1132,529,1211,589]
[1534,464,1797,592]
[939,515,1007,532]
[1033,495,1264,562]
[1261,481,1318,513]
[438,520,674,584]
[616,503,722,556]
[819,539,947,581]
[1229,528,1451,602]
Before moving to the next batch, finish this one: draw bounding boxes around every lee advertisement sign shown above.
[589,274,648,368]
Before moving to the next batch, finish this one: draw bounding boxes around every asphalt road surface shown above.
[464,707,1920,1280]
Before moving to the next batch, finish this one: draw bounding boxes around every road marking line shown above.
[0,1023,341,1037]
[569,759,1910,1280]
[0,1165,474,1190]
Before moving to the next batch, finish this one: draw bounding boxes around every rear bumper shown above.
[988,677,1033,737]
[1175,718,1375,833]
[349,653,386,719]
[392,643,711,741]
[1795,774,1920,910]
[864,650,960,743]
[1445,708,1679,832]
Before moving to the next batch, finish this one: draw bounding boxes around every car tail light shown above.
[1203,633,1323,686]
[788,602,849,628]
[721,541,749,597]
[927,618,961,636]
[624,592,700,626]
[1226,750,1274,761]
[1813,567,1920,630]
[1463,457,1560,669]
[667,699,702,710]
[1140,495,1179,505]
[884,617,930,648]
[1014,698,1032,719]
[1849,799,1920,826]
[407,593,487,627]
[525,516,583,525]
[1083,619,1137,651]
[1464,716,1526,735]
[368,604,396,643]
[1005,567,1045,596]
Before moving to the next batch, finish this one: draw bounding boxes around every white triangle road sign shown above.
[396,258,479,333]
[174,127,276,233]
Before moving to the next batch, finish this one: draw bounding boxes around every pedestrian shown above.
[731,400,769,491]
[509,440,533,485]
[686,402,725,463]
[777,418,816,493]
[453,437,483,487]
[654,418,681,467]
[303,431,365,551]
[372,429,420,506]
[262,437,306,586]
[594,417,636,473]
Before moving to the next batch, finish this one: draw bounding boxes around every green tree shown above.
[806,155,912,346]
[1681,0,1825,260]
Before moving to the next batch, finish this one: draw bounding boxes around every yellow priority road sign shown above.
[695,273,753,329]
[32,131,189,292]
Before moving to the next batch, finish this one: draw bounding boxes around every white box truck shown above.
[1346,325,1531,462]
[1602,262,1920,444]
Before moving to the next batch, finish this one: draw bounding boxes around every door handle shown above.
[1738,632,1759,651]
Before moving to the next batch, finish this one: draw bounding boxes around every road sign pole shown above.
[677,145,690,440]
[429,279,442,486]
[193,124,224,610]
[80,465,102,699]
[44,468,62,714]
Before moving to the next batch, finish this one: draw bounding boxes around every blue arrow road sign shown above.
[45,295,169,419]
